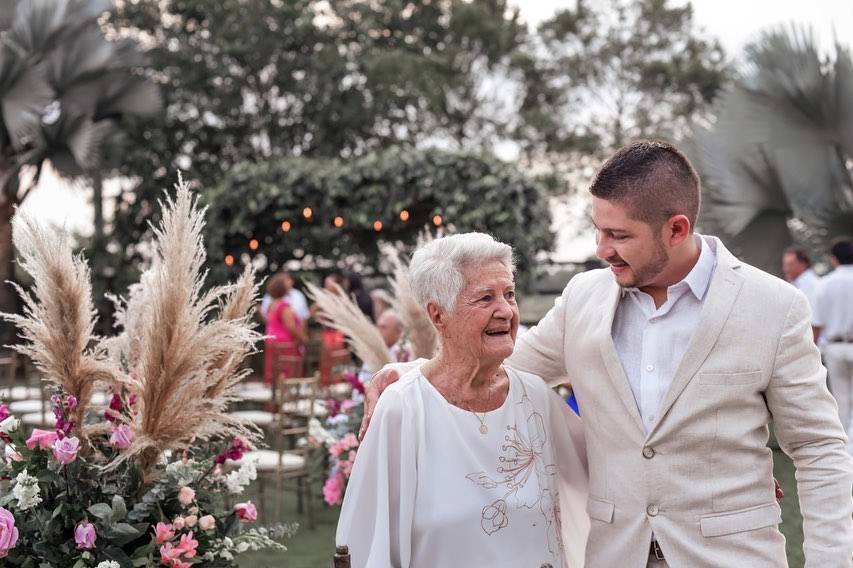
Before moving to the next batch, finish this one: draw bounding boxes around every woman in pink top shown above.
[264,273,306,383]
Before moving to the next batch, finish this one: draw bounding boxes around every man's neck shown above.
[640,236,702,308]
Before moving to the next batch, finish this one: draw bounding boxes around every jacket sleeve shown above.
[764,291,853,566]
[507,277,576,387]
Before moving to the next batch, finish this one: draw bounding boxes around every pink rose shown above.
[159,542,181,564]
[0,507,18,558]
[323,475,343,505]
[198,515,215,531]
[109,424,134,449]
[154,522,174,544]
[52,436,80,465]
[177,485,195,506]
[177,531,198,558]
[341,432,359,450]
[25,428,57,450]
[172,516,185,530]
[74,520,96,549]
[183,514,197,528]
[234,501,257,522]
[0,404,9,423]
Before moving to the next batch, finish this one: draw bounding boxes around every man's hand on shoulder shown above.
[358,368,401,440]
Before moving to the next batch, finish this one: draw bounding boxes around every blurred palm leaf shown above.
[691,26,853,274]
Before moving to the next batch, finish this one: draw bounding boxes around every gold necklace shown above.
[466,371,495,435]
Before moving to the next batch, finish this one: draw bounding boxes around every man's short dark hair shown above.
[590,139,701,228]
[784,245,811,267]
[830,237,853,265]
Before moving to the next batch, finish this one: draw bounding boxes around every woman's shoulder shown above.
[375,368,426,412]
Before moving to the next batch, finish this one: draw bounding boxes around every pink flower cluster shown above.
[234,501,257,522]
[344,371,365,395]
[0,403,9,423]
[323,434,360,505]
[329,433,359,458]
[25,429,79,465]
[50,393,76,436]
[155,522,199,568]
[0,507,18,558]
[74,520,96,549]
[214,436,250,465]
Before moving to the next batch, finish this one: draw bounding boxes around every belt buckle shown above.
[651,540,665,561]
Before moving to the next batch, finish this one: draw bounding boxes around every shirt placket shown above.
[636,294,660,433]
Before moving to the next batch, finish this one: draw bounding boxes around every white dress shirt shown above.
[813,265,853,340]
[611,235,717,433]
[793,268,821,321]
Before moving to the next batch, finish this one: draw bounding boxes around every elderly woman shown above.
[336,233,589,567]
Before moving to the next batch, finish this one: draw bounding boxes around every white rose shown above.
[0,416,19,434]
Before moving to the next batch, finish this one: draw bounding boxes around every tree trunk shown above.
[0,164,20,346]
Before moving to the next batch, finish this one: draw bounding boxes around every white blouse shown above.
[336,367,590,568]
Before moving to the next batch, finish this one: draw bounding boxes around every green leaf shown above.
[106,522,143,546]
[111,495,127,522]
[88,502,113,524]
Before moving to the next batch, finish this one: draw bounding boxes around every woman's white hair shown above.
[408,232,515,313]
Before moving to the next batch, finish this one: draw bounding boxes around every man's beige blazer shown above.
[509,237,853,567]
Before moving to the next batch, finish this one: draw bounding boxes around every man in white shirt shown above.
[363,141,853,567]
[813,238,853,454]
[259,271,310,322]
[783,245,820,317]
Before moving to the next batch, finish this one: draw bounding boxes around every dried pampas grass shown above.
[1,210,118,437]
[380,239,437,359]
[107,174,261,476]
[306,281,391,373]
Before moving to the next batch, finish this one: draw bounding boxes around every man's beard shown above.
[615,238,669,288]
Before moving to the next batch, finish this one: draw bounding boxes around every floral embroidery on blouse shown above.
[466,380,563,558]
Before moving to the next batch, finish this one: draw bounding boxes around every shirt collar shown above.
[621,234,717,301]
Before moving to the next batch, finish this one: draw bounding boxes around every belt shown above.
[828,336,853,343]
[649,540,665,561]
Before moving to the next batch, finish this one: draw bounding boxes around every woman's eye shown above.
[505,291,516,300]
[480,295,492,302]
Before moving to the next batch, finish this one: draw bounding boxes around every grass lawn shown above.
[239,449,805,568]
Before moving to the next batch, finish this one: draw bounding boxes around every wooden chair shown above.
[243,373,320,526]
[333,545,352,567]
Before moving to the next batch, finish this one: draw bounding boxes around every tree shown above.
[511,0,728,185]
[691,28,853,275]
[0,0,160,340]
[105,0,528,291]
[202,147,553,289]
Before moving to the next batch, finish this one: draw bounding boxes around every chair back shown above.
[276,373,320,436]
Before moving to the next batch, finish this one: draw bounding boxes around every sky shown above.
[21,0,853,261]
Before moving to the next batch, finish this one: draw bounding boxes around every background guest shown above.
[263,273,306,384]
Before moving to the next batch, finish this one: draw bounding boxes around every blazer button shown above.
[642,447,655,459]
[647,504,659,516]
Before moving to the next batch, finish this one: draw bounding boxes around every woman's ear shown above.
[426,303,444,330]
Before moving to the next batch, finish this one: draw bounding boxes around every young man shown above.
[363,141,853,567]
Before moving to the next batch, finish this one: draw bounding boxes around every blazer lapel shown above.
[598,279,647,434]
[647,244,744,438]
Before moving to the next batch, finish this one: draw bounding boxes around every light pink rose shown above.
[25,428,57,450]
[183,514,197,528]
[198,515,215,531]
[74,520,96,549]
[177,485,195,506]
[0,507,18,558]
[234,501,257,522]
[323,475,343,505]
[172,516,185,530]
[159,542,181,563]
[109,424,134,449]
[154,522,174,544]
[52,436,80,465]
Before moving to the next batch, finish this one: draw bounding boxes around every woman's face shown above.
[438,260,519,364]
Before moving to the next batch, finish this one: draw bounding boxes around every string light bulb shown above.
[399,209,410,222]
[432,214,443,226]
[302,207,313,219]
[373,220,383,231]
[334,216,344,227]
[224,255,234,266]
[281,220,291,232]
[249,239,259,251]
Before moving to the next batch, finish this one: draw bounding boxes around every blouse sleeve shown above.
[545,390,590,568]
[336,389,417,568]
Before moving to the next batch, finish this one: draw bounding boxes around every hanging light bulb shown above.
[249,239,259,251]
[281,220,291,232]
[399,209,410,222]
[334,216,344,227]
[302,207,313,219]
[373,220,383,231]
[432,214,442,226]
[224,255,234,266]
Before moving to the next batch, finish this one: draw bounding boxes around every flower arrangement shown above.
[308,373,364,506]
[0,177,291,566]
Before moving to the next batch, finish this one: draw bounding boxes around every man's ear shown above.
[665,214,692,246]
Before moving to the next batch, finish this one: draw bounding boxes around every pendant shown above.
[479,423,488,435]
